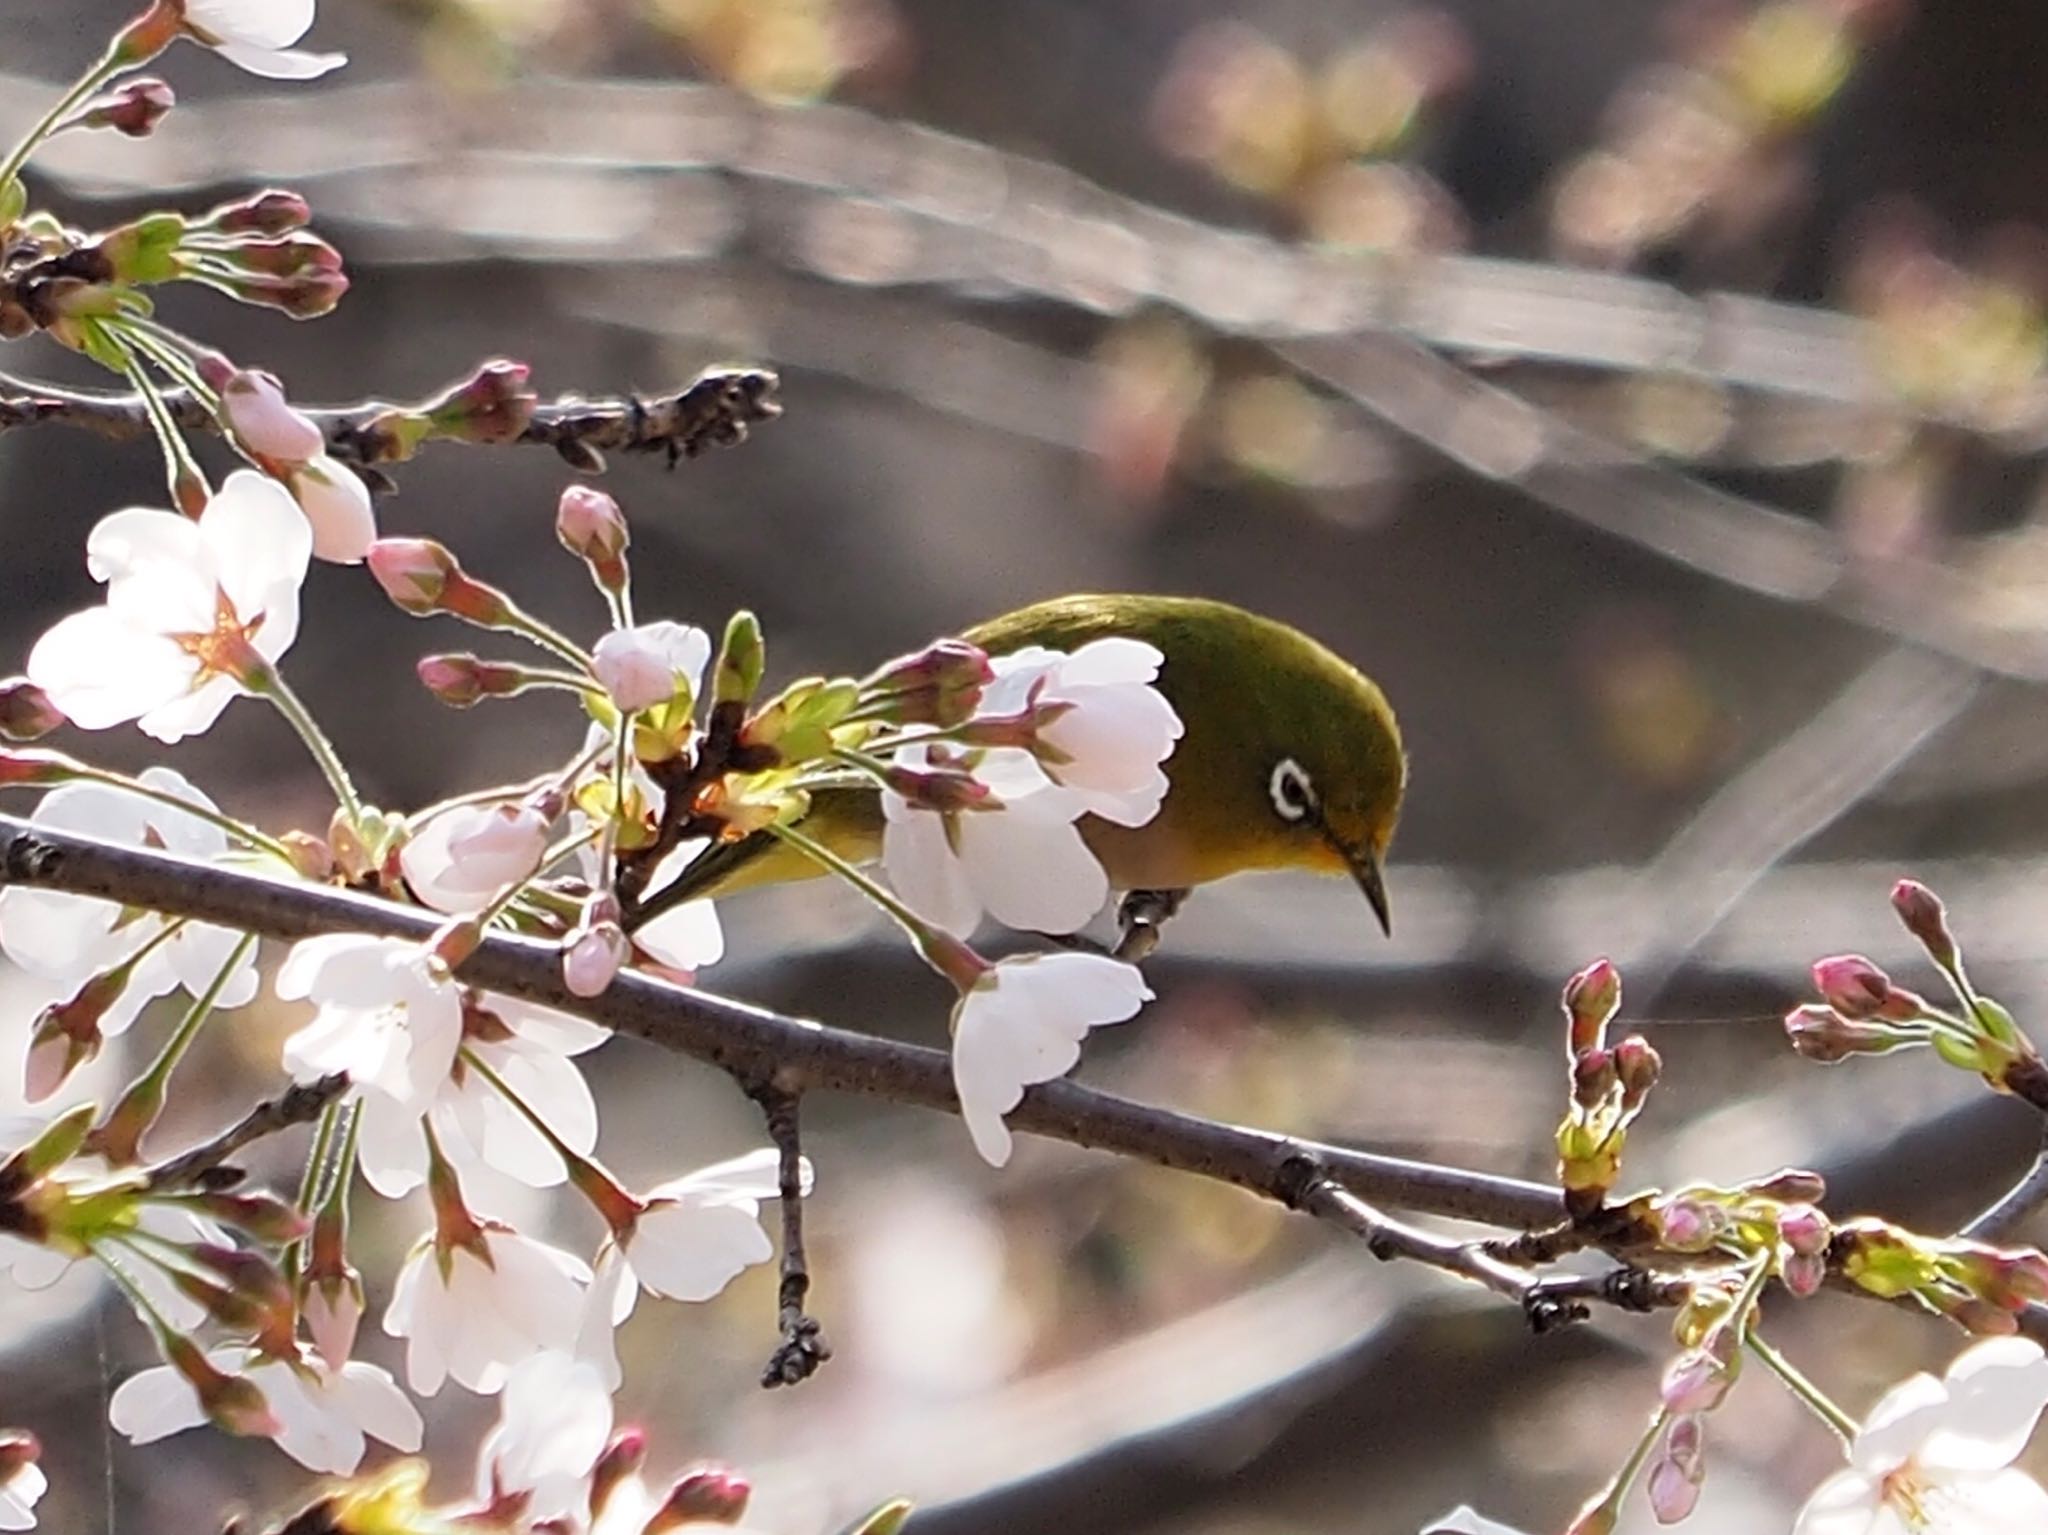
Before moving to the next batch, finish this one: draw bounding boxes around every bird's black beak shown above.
[1348,848,1393,938]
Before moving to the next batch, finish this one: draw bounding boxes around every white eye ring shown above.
[1269,758,1318,823]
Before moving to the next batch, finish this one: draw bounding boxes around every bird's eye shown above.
[1269,758,1319,824]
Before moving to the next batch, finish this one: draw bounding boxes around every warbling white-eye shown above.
[633,594,1406,951]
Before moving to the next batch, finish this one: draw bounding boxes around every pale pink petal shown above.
[107,1364,209,1445]
[1791,1470,1888,1535]
[882,799,985,937]
[627,1201,774,1301]
[204,471,312,617]
[211,41,346,77]
[1852,1373,1951,1475]
[27,609,194,729]
[960,805,1108,935]
[1919,1338,2048,1474]
[291,458,376,563]
[185,0,316,47]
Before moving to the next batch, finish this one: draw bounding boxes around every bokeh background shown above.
[7,0,2048,1530]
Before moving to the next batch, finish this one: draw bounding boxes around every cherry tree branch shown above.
[0,364,781,473]
[0,811,1566,1233]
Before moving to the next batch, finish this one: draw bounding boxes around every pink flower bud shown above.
[564,919,629,997]
[164,1336,280,1440]
[1781,1250,1827,1297]
[1653,1197,1725,1251]
[1892,878,1958,967]
[883,764,994,813]
[1562,958,1621,1058]
[1660,1349,1732,1415]
[859,639,994,726]
[368,537,457,611]
[70,76,175,137]
[302,1269,365,1372]
[424,359,535,444]
[203,189,312,237]
[593,623,707,712]
[1647,1453,1702,1524]
[416,653,526,707]
[1613,1035,1660,1105]
[0,749,72,787]
[219,369,324,463]
[557,485,631,594]
[0,678,63,741]
[290,457,376,563]
[1747,1168,1828,1203]
[1812,954,1895,1020]
[1778,1203,1831,1257]
[1783,1003,1920,1063]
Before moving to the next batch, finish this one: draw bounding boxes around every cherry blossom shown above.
[878,640,1181,938]
[219,369,324,461]
[277,935,463,1197]
[26,471,309,743]
[592,621,711,713]
[399,802,551,913]
[882,752,1108,936]
[171,0,346,79]
[981,639,1183,825]
[474,1351,613,1522]
[0,769,260,1051]
[109,1346,419,1475]
[0,1434,43,1533]
[383,1225,590,1395]
[1796,1336,2048,1535]
[612,1150,798,1304]
[951,953,1151,1167]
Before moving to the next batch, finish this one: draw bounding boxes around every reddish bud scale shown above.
[649,1467,752,1532]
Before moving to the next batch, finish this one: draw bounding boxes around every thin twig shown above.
[1277,1153,1685,1332]
[1964,1123,2048,1241]
[142,1072,350,1191]
[0,365,781,473]
[749,1082,831,1388]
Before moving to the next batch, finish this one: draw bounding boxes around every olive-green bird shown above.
[635,594,1406,950]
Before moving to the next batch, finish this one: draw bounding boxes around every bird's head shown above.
[1229,637,1406,935]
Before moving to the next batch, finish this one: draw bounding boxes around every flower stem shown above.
[0,44,124,197]
[1747,1330,1860,1444]
[247,664,365,830]
[94,933,257,1163]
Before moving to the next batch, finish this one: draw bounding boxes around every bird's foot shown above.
[1114,888,1189,963]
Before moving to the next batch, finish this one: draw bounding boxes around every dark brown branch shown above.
[749,1083,831,1388]
[142,1071,349,1191]
[0,811,1563,1230]
[0,364,780,474]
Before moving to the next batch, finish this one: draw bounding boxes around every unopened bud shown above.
[23,966,126,1101]
[1783,1003,1922,1063]
[647,1467,751,1532]
[1613,1036,1660,1105]
[218,369,324,463]
[368,539,513,626]
[714,611,766,707]
[302,1265,366,1372]
[1747,1168,1828,1204]
[858,639,994,726]
[0,679,62,741]
[1811,954,1896,1021]
[1562,958,1621,1058]
[186,1191,311,1246]
[68,76,174,137]
[1571,1046,1616,1107]
[1778,1203,1830,1257]
[1654,1197,1726,1252]
[0,749,73,787]
[1660,1348,1734,1415]
[1647,1417,1705,1524]
[201,190,312,237]
[422,359,535,444]
[1892,878,1958,968]
[163,1335,280,1440]
[557,484,630,568]
[416,653,527,708]
[563,919,629,998]
[1781,1250,1827,1297]
[884,764,993,814]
